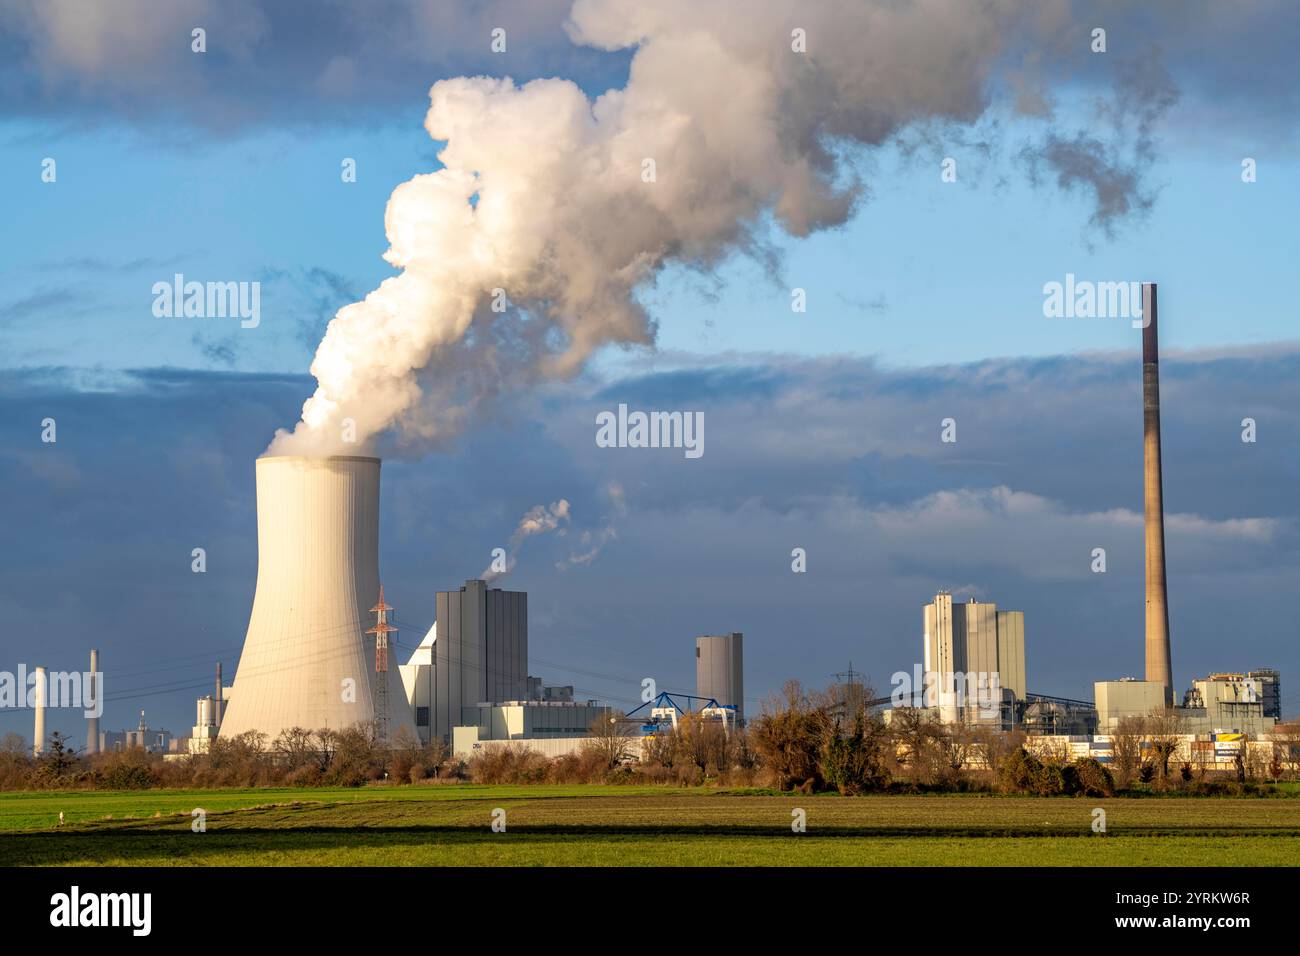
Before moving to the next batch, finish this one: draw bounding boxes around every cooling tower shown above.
[1141,282,1174,708]
[219,456,414,742]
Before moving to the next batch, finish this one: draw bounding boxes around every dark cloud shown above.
[0,287,85,322]
[1,1,1294,144]
[32,254,191,274]
[1018,50,1180,237]
[191,332,239,367]
[256,265,365,349]
[0,0,631,131]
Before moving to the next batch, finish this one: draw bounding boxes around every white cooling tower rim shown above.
[256,454,381,463]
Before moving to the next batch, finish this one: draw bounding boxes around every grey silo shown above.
[696,633,744,722]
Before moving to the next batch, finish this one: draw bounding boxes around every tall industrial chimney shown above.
[86,649,100,754]
[33,665,46,756]
[219,456,414,741]
[1142,282,1174,707]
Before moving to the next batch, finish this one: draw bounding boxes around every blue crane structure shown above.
[622,691,738,736]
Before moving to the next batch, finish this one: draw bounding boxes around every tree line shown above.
[3,681,1297,793]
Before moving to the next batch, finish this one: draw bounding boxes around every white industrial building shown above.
[451,700,611,758]
[922,592,1025,727]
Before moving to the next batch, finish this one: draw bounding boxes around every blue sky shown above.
[1,0,1297,739]
[4,117,1295,375]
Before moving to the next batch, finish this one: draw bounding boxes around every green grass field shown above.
[2,784,1298,866]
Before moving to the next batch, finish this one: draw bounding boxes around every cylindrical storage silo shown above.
[219,455,414,742]
[696,633,744,723]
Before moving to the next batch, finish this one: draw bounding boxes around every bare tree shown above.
[388,726,425,782]
[750,680,832,790]
[422,737,449,778]
[1144,709,1187,790]
[1190,734,1215,781]
[1242,741,1270,783]
[674,714,732,776]
[641,727,676,769]
[582,711,637,770]
[1270,722,1300,779]
[312,728,339,774]
[969,725,1024,776]
[1035,735,1073,767]
[933,723,976,786]
[273,727,317,770]
[1110,715,1146,790]
[888,708,968,788]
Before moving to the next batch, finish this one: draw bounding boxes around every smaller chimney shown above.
[33,666,47,756]
[86,649,100,754]
[214,662,223,727]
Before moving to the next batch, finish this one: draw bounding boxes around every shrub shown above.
[603,765,639,785]
[96,759,156,791]
[1073,757,1115,797]
[998,747,1041,793]
[285,764,322,787]
[750,681,831,791]
[1032,762,1067,796]
[467,745,549,784]
[821,714,889,795]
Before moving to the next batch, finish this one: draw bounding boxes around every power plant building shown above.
[400,579,528,745]
[219,456,415,742]
[1094,679,1168,733]
[1095,672,1279,737]
[1178,671,1279,737]
[695,633,744,723]
[451,699,611,757]
[922,593,1026,724]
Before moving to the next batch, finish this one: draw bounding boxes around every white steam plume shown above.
[483,499,571,581]
[268,0,1163,456]
[557,481,624,571]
